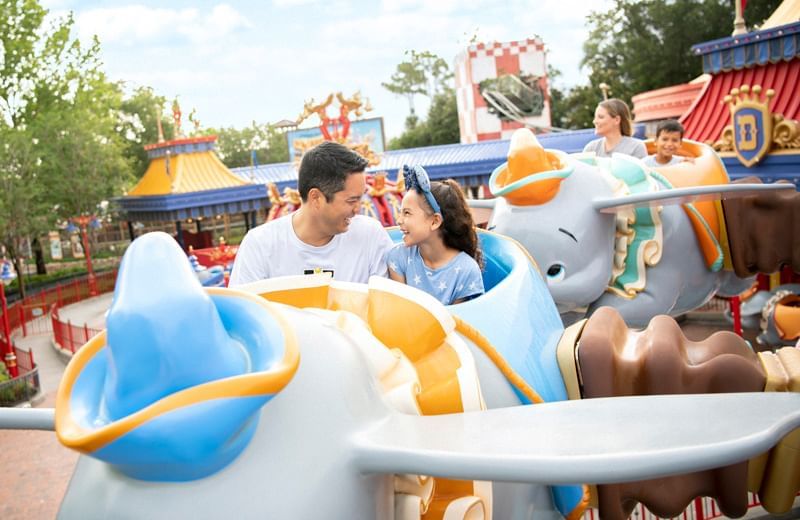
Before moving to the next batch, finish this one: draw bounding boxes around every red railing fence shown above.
[3,269,117,366]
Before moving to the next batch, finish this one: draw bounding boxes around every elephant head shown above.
[488,130,617,314]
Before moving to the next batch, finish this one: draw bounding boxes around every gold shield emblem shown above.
[724,85,775,168]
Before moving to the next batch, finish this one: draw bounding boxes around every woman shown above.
[583,98,646,159]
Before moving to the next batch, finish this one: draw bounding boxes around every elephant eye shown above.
[546,264,565,282]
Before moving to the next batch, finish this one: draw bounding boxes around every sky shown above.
[42,0,612,140]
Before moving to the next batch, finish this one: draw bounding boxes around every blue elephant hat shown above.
[55,232,299,481]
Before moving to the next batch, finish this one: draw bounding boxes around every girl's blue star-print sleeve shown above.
[458,260,485,300]
[386,243,407,277]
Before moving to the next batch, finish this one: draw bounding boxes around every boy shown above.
[643,120,689,167]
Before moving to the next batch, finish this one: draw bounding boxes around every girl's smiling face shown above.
[397,190,440,246]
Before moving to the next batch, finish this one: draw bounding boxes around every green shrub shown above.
[0,377,37,406]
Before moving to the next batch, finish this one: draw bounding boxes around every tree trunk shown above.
[32,237,47,275]
[12,255,25,300]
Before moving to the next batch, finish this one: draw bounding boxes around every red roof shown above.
[681,60,800,143]
[144,135,218,152]
[632,80,708,122]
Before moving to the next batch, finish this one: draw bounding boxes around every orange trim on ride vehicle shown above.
[258,285,330,309]
[453,316,544,404]
[774,296,800,340]
[423,479,479,520]
[367,288,450,363]
[565,485,592,520]
[415,344,464,415]
[647,139,728,269]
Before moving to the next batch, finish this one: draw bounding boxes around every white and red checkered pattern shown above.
[455,38,551,143]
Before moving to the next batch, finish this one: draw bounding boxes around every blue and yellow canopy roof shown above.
[129,137,249,196]
[118,136,269,222]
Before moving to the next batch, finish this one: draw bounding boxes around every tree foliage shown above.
[388,90,460,150]
[207,122,289,169]
[554,0,784,129]
[34,78,132,219]
[384,50,460,150]
[118,87,175,179]
[382,50,453,117]
[0,125,48,287]
[0,0,134,292]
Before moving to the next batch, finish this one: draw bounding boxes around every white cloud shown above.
[75,4,251,47]
[51,0,604,140]
[272,0,320,7]
[382,0,496,15]
[381,0,422,12]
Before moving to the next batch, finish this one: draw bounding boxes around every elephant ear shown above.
[592,183,793,214]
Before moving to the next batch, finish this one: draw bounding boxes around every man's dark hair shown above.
[297,141,369,202]
[655,119,685,139]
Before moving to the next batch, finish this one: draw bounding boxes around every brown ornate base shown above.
[723,176,800,277]
[575,307,769,519]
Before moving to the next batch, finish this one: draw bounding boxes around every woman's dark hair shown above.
[599,98,634,137]
[423,179,483,268]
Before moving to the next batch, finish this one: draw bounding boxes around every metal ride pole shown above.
[1,261,18,377]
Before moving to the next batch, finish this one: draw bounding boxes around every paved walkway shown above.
[54,293,112,332]
[0,392,78,519]
[0,294,111,520]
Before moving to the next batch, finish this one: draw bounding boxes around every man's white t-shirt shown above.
[229,214,393,286]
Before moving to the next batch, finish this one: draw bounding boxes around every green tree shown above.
[0,126,48,292]
[424,89,460,145]
[35,77,132,220]
[209,122,289,169]
[384,50,459,150]
[388,90,459,150]
[265,126,289,164]
[382,50,453,118]
[0,0,134,293]
[118,87,175,179]
[382,60,426,117]
[554,0,783,129]
[547,65,570,130]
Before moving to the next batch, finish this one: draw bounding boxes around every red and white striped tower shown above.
[455,38,551,143]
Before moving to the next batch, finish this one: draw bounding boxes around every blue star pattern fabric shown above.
[387,243,484,305]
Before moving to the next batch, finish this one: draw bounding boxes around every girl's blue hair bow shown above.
[403,164,441,215]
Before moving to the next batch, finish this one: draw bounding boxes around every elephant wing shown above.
[593,183,794,214]
[353,392,800,484]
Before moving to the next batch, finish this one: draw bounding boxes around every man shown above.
[229,141,393,286]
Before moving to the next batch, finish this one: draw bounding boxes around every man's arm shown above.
[229,232,267,286]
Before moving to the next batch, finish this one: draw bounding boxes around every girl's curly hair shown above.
[426,179,483,268]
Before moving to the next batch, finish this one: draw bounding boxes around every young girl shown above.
[387,164,484,305]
